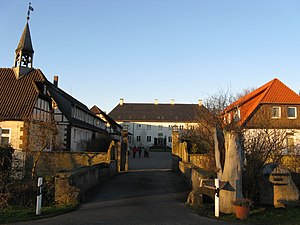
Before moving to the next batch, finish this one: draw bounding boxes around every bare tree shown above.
[25,119,58,179]
[242,128,287,200]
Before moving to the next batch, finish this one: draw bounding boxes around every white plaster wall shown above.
[244,128,300,154]
[0,121,24,151]
[70,127,93,152]
[122,121,198,148]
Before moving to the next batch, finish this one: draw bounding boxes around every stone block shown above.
[187,189,203,207]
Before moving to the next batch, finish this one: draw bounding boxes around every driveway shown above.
[11,152,234,225]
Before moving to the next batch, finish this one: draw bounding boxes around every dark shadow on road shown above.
[85,169,190,204]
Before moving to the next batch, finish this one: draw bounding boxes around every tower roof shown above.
[15,22,34,54]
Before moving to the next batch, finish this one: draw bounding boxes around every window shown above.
[168,136,172,142]
[147,125,151,130]
[234,109,240,122]
[287,107,297,119]
[74,129,77,140]
[123,124,128,130]
[227,114,232,124]
[137,124,142,130]
[128,135,132,143]
[136,136,141,142]
[179,125,184,130]
[189,125,195,130]
[158,125,163,130]
[271,106,281,118]
[1,129,11,146]
[168,125,172,130]
[147,136,151,142]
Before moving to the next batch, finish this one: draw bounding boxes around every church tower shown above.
[13,3,34,78]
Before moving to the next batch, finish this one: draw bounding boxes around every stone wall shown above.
[26,151,109,177]
[55,160,118,204]
[189,154,215,171]
[281,155,300,173]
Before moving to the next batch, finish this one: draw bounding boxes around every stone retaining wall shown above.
[55,160,118,204]
[189,154,215,172]
[26,151,109,176]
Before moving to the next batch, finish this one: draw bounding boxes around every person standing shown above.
[132,146,137,158]
[138,146,142,158]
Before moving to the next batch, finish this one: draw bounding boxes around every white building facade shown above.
[109,99,207,149]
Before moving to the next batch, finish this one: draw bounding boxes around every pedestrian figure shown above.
[145,147,150,158]
[132,146,138,158]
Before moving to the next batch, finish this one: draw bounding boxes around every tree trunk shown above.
[214,130,244,214]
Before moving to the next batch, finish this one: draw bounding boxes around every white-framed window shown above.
[136,136,141,142]
[189,125,195,130]
[0,128,11,146]
[168,136,172,142]
[74,129,77,141]
[147,125,151,130]
[128,135,132,143]
[179,125,184,130]
[122,124,129,130]
[147,136,151,142]
[137,124,142,130]
[271,106,281,118]
[227,113,232,124]
[287,107,297,119]
[168,125,172,130]
[158,125,163,130]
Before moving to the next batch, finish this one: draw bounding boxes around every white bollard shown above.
[36,177,43,215]
[215,178,220,217]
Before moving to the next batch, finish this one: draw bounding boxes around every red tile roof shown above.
[0,68,46,120]
[224,78,300,126]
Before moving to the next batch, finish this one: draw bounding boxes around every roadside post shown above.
[36,177,43,215]
[215,178,220,217]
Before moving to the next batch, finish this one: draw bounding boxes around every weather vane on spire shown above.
[27,2,34,21]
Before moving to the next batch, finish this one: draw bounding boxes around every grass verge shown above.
[191,204,300,225]
[0,204,78,224]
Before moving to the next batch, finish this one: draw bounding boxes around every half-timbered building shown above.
[0,20,109,152]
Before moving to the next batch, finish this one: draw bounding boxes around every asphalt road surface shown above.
[11,152,234,225]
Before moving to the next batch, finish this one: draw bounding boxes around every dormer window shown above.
[287,107,297,119]
[271,106,281,119]
[227,113,232,124]
[234,109,240,122]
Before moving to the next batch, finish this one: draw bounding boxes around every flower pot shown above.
[235,205,250,220]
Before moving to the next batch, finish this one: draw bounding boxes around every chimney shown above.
[154,99,158,105]
[171,99,175,105]
[198,99,203,106]
[120,98,124,106]
[53,76,59,87]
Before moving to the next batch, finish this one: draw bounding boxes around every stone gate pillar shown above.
[120,130,128,172]
[172,127,180,171]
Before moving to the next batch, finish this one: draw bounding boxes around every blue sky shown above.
[1,1,300,112]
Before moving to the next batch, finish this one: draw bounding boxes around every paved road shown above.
[12,152,233,225]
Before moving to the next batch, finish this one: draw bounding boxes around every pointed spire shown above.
[13,3,35,78]
[15,22,34,54]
